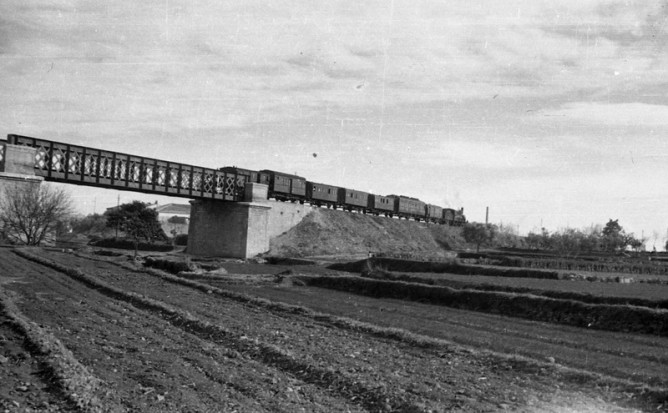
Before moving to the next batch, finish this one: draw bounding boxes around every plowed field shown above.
[1,247,666,412]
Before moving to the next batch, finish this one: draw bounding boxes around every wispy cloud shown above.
[543,102,668,126]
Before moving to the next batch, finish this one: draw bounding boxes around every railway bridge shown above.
[0,134,309,258]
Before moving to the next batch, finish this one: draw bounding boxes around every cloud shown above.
[543,102,668,126]
[3,0,665,119]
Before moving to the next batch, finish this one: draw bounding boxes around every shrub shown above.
[143,257,193,273]
[264,256,316,266]
[90,238,173,252]
[174,234,188,246]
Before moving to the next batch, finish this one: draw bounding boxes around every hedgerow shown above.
[362,269,668,309]
[329,257,562,279]
[496,256,668,276]
[299,275,668,336]
[90,237,173,252]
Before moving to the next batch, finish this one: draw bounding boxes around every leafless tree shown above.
[0,183,73,246]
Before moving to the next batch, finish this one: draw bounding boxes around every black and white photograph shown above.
[1,1,667,411]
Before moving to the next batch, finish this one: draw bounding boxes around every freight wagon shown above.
[219,165,466,225]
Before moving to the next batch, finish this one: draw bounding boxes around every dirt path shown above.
[0,249,364,412]
[29,249,664,412]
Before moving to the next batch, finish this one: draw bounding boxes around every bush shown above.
[457,252,490,260]
[143,257,193,273]
[264,256,316,266]
[92,249,123,257]
[90,238,173,252]
[174,234,188,246]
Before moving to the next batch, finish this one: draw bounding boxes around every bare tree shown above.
[0,183,73,246]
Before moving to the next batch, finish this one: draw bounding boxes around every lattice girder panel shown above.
[6,134,242,201]
[166,165,180,194]
[34,144,49,171]
[83,154,97,182]
[192,170,203,196]
[68,150,83,176]
[179,167,192,192]
[155,163,167,187]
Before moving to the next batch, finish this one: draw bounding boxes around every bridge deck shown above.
[7,135,245,201]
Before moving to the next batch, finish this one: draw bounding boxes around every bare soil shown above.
[1,248,666,412]
[0,305,75,412]
[268,208,465,258]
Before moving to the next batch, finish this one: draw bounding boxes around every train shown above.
[219,167,466,226]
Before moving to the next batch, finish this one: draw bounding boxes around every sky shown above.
[1,0,667,248]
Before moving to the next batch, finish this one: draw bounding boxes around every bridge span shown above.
[6,134,248,202]
[1,135,309,258]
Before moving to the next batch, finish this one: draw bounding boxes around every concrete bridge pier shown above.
[0,141,43,194]
[188,183,271,258]
[0,142,43,242]
[187,183,311,259]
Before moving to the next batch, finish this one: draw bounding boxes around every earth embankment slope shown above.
[268,208,465,258]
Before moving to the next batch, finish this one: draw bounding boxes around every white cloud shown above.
[544,102,668,126]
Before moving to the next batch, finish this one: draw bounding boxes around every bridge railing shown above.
[7,134,245,201]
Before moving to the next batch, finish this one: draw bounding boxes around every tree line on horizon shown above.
[1,183,664,256]
[462,219,651,255]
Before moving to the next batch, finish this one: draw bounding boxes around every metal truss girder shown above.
[6,134,244,202]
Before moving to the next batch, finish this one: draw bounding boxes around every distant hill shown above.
[268,208,465,259]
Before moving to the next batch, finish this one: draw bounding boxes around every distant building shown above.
[150,203,191,236]
[104,202,191,237]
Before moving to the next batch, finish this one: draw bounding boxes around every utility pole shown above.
[485,206,489,225]
[115,194,120,239]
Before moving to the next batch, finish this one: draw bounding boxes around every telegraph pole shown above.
[115,194,120,239]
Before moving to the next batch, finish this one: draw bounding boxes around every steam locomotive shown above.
[220,167,466,226]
